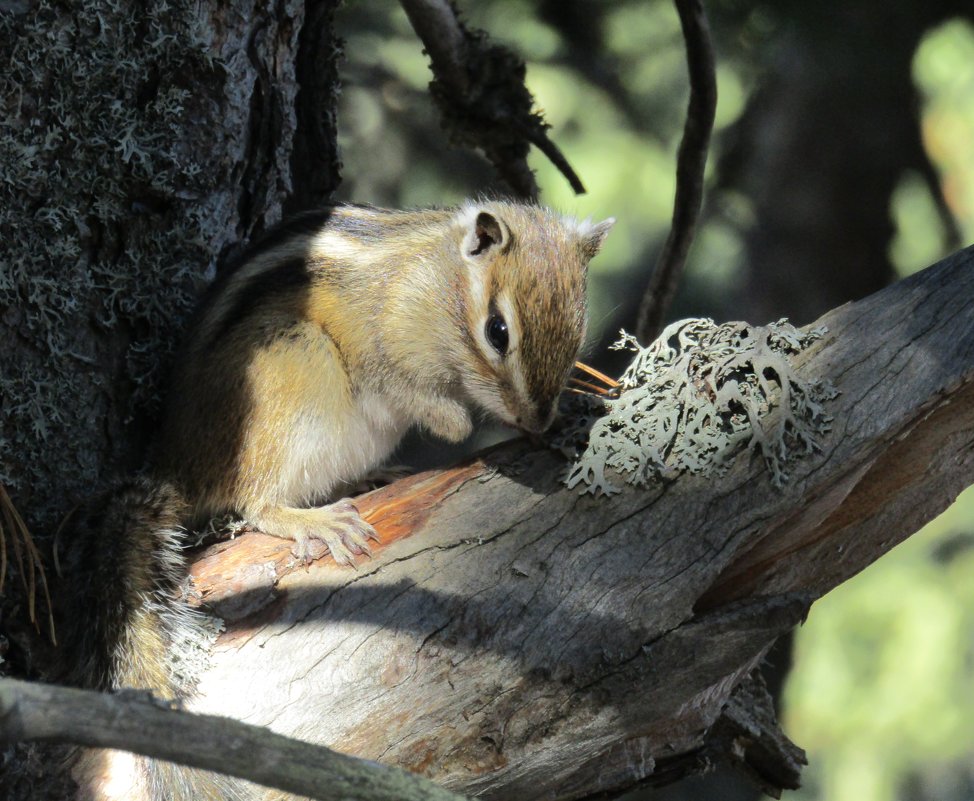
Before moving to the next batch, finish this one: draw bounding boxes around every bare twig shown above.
[399,0,585,198]
[636,0,718,342]
[0,678,470,801]
[521,122,586,194]
[399,0,469,95]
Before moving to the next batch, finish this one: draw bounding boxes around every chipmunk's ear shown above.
[461,210,510,259]
[578,217,615,261]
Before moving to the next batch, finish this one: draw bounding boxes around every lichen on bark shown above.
[556,318,836,495]
[0,1,239,521]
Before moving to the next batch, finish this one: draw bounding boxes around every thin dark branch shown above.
[399,0,469,95]
[636,0,717,342]
[398,0,586,198]
[522,123,587,195]
[0,678,470,801]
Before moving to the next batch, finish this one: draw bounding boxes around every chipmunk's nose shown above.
[517,397,556,435]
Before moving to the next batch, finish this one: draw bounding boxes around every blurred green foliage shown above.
[334,6,974,800]
[892,20,974,274]
[914,21,974,243]
[786,487,974,801]
[789,20,974,801]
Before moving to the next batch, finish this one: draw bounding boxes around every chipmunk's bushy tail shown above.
[55,478,245,801]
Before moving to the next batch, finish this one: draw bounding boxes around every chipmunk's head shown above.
[453,202,614,434]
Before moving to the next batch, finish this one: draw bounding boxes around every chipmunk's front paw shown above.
[291,499,379,567]
[420,398,473,443]
[253,501,379,567]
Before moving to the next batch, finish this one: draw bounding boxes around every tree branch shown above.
[0,678,470,801]
[399,0,585,198]
[172,247,974,799]
[636,0,718,342]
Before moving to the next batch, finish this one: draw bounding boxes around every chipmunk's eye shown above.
[485,314,509,356]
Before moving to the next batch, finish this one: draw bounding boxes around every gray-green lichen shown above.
[0,1,227,520]
[554,318,837,496]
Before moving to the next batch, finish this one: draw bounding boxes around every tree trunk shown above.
[182,247,974,800]
[1,4,339,794]
[0,0,339,526]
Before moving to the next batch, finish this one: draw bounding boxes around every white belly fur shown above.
[279,391,407,506]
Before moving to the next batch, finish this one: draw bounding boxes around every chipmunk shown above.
[55,200,613,800]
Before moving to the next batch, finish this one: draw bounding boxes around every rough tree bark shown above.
[173,247,973,800]
[0,0,334,526]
